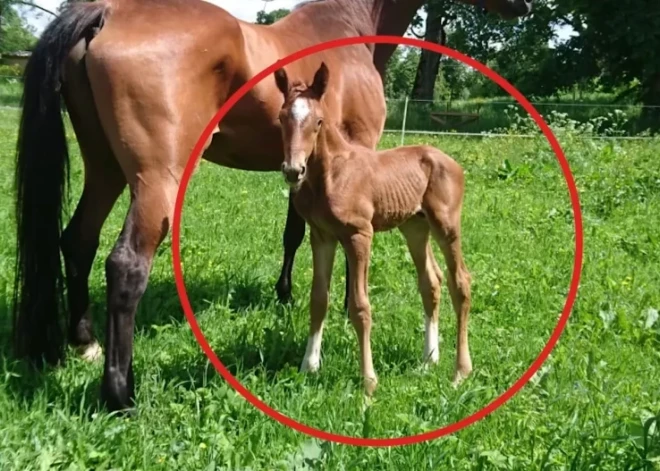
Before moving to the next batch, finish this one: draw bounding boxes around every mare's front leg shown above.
[343,230,378,396]
[300,226,337,373]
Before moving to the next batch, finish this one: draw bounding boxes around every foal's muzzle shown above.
[281,162,306,185]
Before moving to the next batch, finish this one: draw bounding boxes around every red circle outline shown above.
[171,36,584,447]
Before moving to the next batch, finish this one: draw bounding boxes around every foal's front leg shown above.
[276,192,351,314]
[343,230,378,396]
[300,227,337,373]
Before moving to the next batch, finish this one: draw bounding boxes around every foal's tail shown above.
[13,2,108,367]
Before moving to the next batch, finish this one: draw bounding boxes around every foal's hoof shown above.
[300,356,320,373]
[363,376,378,397]
[76,341,103,362]
[422,349,440,367]
[452,362,473,388]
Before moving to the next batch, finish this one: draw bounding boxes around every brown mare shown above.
[275,62,471,395]
[12,0,532,412]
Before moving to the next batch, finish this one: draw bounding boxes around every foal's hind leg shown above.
[427,209,472,386]
[399,219,442,366]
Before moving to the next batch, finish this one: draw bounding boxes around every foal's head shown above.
[274,62,329,188]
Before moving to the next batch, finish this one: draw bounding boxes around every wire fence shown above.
[2,75,660,141]
[385,97,660,143]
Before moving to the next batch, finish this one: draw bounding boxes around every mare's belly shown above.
[201,124,285,171]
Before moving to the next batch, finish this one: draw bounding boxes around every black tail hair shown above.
[13,2,108,367]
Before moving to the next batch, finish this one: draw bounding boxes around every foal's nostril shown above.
[282,164,303,184]
[300,165,306,176]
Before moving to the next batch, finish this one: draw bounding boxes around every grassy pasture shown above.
[0,107,659,470]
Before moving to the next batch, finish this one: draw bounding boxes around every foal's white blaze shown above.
[423,316,439,364]
[300,326,324,372]
[291,98,311,123]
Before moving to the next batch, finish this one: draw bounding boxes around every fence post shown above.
[401,96,409,146]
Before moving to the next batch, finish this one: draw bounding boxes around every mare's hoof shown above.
[101,385,136,415]
[275,285,293,305]
[76,341,103,362]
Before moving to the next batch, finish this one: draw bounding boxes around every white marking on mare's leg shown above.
[291,98,310,122]
[300,326,324,373]
[423,316,439,365]
[77,341,103,362]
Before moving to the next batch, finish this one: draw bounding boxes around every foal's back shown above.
[330,144,464,231]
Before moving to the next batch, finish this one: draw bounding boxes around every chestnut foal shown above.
[274,63,473,395]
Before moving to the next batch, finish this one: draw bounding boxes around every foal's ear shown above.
[311,62,329,99]
[274,68,289,96]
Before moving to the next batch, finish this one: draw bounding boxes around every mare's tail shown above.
[13,2,108,367]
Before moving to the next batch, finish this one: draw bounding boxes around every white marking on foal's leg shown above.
[423,316,439,365]
[291,98,311,122]
[300,326,324,373]
[77,341,103,362]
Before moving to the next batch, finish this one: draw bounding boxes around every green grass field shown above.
[0,107,659,470]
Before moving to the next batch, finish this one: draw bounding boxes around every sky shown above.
[16,0,574,44]
[17,0,302,35]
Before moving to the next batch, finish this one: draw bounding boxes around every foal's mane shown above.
[283,80,321,105]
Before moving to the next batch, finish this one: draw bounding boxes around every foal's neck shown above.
[307,122,353,178]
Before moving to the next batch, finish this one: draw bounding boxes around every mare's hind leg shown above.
[275,191,351,313]
[427,208,472,386]
[60,41,127,361]
[61,167,125,361]
[101,176,176,411]
[399,218,443,365]
[275,193,305,304]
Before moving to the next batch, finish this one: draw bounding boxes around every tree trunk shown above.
[641,72,660,127]
[410,1,447,101]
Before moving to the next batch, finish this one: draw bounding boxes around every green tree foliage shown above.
[256,8,290,25]
[384,46,420,98]
[0,0,37,54]
[556,0,660,108]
